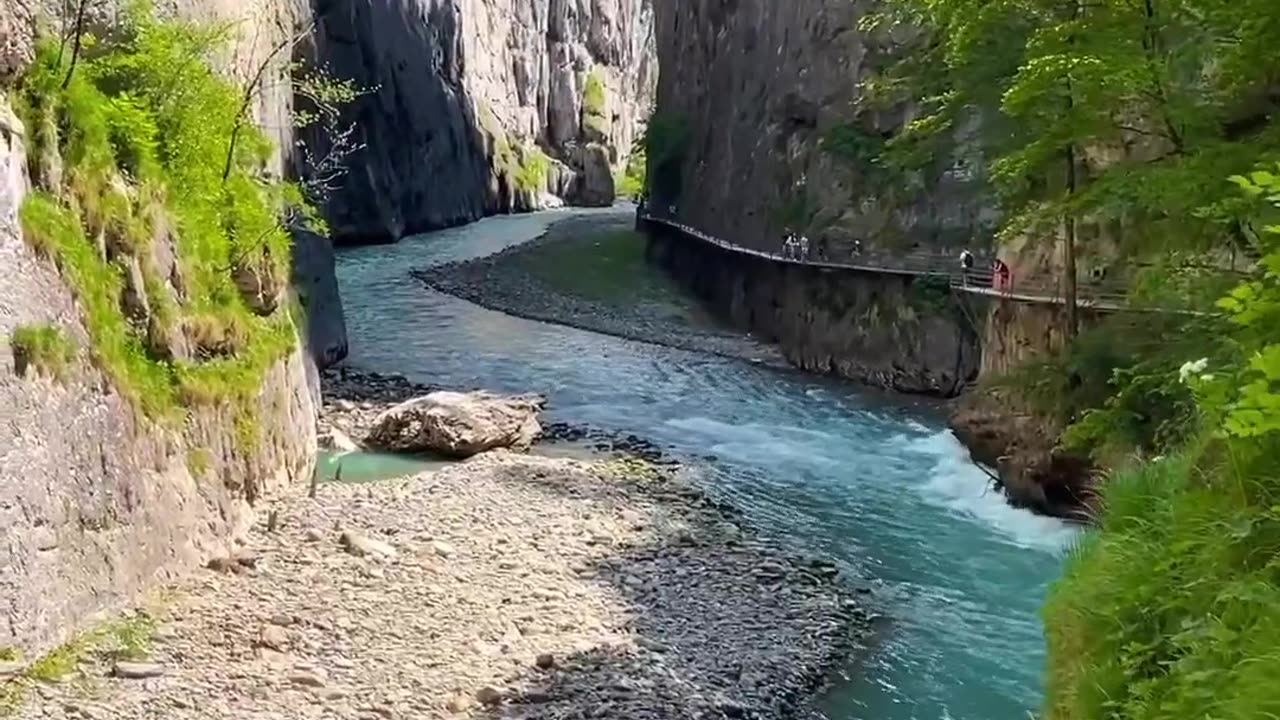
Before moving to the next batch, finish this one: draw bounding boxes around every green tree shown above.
[1043,169,1280,720]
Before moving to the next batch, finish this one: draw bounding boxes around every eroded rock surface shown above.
[365,391,546,457]
[303,0,656,243]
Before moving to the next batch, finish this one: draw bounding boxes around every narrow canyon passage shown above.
[336,209,1079,719]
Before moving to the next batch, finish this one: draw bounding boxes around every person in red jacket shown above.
[993,258,1012,293]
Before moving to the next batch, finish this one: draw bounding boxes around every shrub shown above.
[10,324,76,381]
[15,3,303,424]
[1043,170,1280,719]
[582,69,609,136]
[514,145,550,193]
[616,144,645,198]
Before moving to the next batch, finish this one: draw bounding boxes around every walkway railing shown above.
[640,213,1143,312]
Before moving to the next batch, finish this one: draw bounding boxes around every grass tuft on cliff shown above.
[513,144,550,194]
[14,2,299,423]
[9,324,76,381]
[582,69,609,137]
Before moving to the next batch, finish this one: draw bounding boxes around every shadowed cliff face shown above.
[304,0,486,242]
[650,0,994,257]
[645,223,983,397]
[306,0,657,245]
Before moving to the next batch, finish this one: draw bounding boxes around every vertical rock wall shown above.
[644,222,983,396]
[304,0,657,244]
[0,1,324,656]
[650,0,994,258]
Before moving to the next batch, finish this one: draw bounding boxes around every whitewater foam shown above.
[911,431,1080,553]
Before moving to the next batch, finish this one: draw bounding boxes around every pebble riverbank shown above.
[12,451,866,720]
[8,366,869,719]
[411,215,789,370]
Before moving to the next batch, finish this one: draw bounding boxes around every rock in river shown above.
[363,391,545,457]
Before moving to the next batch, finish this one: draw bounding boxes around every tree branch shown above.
[221,20,317,182]
[61,0,91,90]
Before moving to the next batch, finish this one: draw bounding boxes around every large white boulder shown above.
[364,391,546,457]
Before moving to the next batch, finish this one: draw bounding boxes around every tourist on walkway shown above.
[799,235,811,262]
[959,249,975,286]
[783,232,796,259]
[993,258,1012,293]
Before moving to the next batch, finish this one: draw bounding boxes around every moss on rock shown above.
[14,5,300,425]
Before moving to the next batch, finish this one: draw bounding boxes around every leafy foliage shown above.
[862,0,1280,258]
[1044,174,1280,719]
[15,1,306,421]
[616,142,646,199]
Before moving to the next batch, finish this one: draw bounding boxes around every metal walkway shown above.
[640,214,1141,312]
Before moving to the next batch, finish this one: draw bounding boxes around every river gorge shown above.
[9,0,1256,715]
[337,208,1078,719]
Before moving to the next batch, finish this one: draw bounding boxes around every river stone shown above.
[475,685,504,706]
[257,624,290,652]
[363,391,546,457]
[320,428,361,454]
[290,670,328,688]
[340,531,398,559]
[113,661,165,679]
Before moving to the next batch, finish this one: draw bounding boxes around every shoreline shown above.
[411,214,793,372]
[8,364,870,719]
[12,449,867,720]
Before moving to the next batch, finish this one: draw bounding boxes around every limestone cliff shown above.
[304,0,657,244]
[650,0,994,258]
[641,0,993,395]
[0,2,324,657]
[645,221,982,396]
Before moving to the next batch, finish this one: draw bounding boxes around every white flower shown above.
[1179,358,1209,384]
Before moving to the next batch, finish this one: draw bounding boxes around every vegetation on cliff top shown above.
[14,1,313,424]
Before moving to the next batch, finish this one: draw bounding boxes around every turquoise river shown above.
[331,208,1079,720]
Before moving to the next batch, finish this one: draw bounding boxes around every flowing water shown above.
[333,208,1079,720]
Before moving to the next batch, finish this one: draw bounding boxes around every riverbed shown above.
[333,207,1079,720]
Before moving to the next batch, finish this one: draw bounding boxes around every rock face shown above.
[650,0,994,256]
[645,221,982,396]
[947,300,1103,518]
[302,0,656,243]
[950,388,1094,520]
[365,391,546,456]
[291,229,349,368]
[0,3,321,659]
